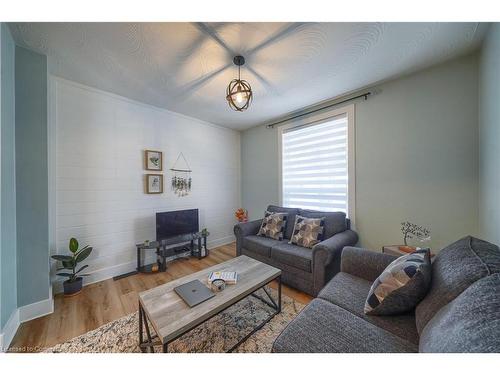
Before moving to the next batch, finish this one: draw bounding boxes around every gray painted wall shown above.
[479,24,500,245]
[1,23,17,329]
[15,46,49,306]
[241,124,279,219]
[241,54,479,252]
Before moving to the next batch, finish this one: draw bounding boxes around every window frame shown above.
[277,104,356,224]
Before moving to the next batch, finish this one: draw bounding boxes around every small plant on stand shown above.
[400,221,431,252]
[51,238,93,296]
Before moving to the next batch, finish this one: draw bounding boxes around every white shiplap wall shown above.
[53,77,241,288]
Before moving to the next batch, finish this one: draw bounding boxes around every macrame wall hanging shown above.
[170,152,192,197]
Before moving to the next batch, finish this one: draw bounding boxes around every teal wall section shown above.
[1,23,17,330]
[15,46,49,306]
[479,24,500,245]
[241,54,480,252]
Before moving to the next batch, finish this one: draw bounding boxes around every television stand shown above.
[113,232,209,280]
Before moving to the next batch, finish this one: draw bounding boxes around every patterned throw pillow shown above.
[364,248,432,316]
[289,215,325,249]
[257,211,288,241]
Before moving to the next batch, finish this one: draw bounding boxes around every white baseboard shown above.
[207,235,235,249]
[52,259,141,294]
[0,297,55,352]
[0,309,20,352]
[52,235,236,294]
[18,298,54,323]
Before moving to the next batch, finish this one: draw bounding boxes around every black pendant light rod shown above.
[266,91,372,129]
[234,55,245,81]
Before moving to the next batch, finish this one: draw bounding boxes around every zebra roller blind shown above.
[281,114,349,213]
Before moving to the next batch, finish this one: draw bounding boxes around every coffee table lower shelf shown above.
[138,274,282,353]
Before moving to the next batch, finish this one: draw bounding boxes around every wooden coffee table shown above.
[138,255,282,353]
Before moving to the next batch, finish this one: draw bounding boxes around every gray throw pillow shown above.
[364,248,432,315]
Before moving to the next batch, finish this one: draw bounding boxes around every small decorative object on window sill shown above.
[400,221,431,252]
[235,208,248,223]
[170,152,192,197]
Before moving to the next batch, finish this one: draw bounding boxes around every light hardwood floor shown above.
[9,243,312,352]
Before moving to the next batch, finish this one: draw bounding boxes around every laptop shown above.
[174,279,215,307]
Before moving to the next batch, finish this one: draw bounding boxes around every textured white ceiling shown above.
[9,22,488,130]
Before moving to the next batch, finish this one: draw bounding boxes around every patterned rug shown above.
[45,288,305,353]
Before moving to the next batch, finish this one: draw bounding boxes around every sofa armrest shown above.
[341,247,398,282]
[311,229,358,296]
[234,219,262,237]
[233,219,262,256]
[312,230,359,267]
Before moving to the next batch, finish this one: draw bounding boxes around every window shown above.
[279,105,355,220]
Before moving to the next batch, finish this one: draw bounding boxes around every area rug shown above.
[45,288,305,353]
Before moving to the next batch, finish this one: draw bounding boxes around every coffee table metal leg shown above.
[139,304,145,353]
[139,303,156,353]
[143,312,154,353]
[228,274,282,353]
[278,275,282,313]
[163,343,168,353]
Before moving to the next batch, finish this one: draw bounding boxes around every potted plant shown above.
[400,221,431,252]
[51,238,93,296]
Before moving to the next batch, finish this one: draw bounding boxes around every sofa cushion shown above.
[318,272,419,345]
[257,211,288,241]
[420,273,500,353]
[272,298,417,353]
[299,209,346,239]
[242,235,276,257]
[365,248,431,315]
[289,215,325,249]
[271,242,312,272]
[415,236,500,333]
[267,205,299,239]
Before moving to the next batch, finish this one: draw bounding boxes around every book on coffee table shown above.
[208,271,238,284]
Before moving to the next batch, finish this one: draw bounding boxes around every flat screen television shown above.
[156,209,199,241]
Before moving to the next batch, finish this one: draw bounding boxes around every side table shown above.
[190,232,209,259]
[382,245,434,258]
[137,241,167,273]
[113,232,210,280]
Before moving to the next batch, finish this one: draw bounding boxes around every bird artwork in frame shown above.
[146,174,163,194]
[145,150,163,171]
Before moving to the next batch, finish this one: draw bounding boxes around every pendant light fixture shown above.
[226,55,253,111]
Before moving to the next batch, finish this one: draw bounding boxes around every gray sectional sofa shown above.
[272,236,500,353]
[233,205,358,296]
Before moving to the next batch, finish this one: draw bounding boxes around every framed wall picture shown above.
[146,174,163,194]
[145,150,163,171]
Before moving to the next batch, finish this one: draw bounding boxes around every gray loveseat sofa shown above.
[272,236,500,352]
[233,205,358,296]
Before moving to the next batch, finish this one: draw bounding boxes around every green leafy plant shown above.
[51,238,93,283]
[201,228,210,237]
